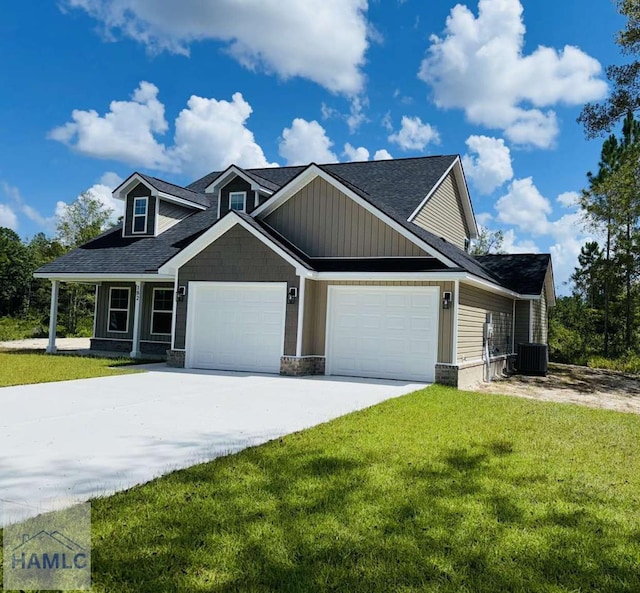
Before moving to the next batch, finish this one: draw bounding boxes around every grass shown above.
[0,351,145,387]
[3,385,639,592]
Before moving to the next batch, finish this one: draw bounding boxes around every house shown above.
[35,156,555,389]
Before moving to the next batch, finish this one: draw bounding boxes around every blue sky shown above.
[0,0,626,291]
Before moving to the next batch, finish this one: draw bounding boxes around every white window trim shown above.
[132,196,148,234]
[151,287,173,336]
[107,287,131,334]
[228,191,247,213]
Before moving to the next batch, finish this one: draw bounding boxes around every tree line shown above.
[0,192,113,339]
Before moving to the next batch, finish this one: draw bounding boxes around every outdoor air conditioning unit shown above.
[516,343,549,376]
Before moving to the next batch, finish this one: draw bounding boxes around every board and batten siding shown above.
[532,289,548,344]
[157,201,193,233]
[458,284,513,362]
[412,172,469,250]
[264,177,427,257]
[514,300,531,346]
[94,281,173,343]
[123,184,157,237]
[302,280,454,364]
[174,224,299,355]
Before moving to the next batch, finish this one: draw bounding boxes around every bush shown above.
[587,354,640,375]
[0,315,47,341]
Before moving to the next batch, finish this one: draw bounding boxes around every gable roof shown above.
[474,254,552,295]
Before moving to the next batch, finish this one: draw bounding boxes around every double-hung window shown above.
[108,287,130,333]
[151,288,173,335]
[133,197,148,233]
[229,191,246,212]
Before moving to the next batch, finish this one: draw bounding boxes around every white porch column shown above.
[130,281,144,358]
[46,280,60,354]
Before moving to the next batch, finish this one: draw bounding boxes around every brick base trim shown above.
[167,349,186,368]
[280,356,326,376]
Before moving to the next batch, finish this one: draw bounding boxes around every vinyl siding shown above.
[157,200,193,233]
[514,300,531,346]
[123,183,156,237]
[175,224,299,354]
[219,177,255,217]
[532,290,548,344]
[458,284,513,362]
[302,280,454,364]
[94,281,172,343]
[413,172,469,250]
[264,176,427,257]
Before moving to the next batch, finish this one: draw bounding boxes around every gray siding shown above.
[302,280,454,364]
[413,172,469,250]
[157,200,193,233]
[265,177,427,257]
[219,177,255,218]
[514,300,531,346]
[94,281,173,344]
[175,224,299,355]
[458,284,513,362]
[123,183,156,237]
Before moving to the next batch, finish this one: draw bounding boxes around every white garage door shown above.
[185,282,286,373]
[326,286,439,382]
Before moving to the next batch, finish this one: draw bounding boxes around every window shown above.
[151,288,173,335]
[229,191,246,212]
[108,287,130,333]
[133,197,148,233]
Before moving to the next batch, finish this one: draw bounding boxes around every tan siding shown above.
[157,201,192,233]
[265,176,427,257]
[458,284,513,362]
[532,290,548,344]
[413,172,469,249]
[303,280,453,363]
[514,300,530,346]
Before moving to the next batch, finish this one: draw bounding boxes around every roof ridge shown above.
[142,173,204,196]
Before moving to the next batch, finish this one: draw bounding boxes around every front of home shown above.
[35,156,554,388]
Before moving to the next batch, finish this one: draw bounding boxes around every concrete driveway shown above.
[0,365,425,526]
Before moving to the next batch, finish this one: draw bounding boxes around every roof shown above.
[37,157,552,297]
[474,254,551,295]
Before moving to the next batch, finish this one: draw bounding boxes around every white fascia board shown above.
[158,212,310,276]
[155,191,206,210]
[462,275,526,300]
[406,157,478,240]
[308,271,468,281]
[252,164,458,269]
[204,165,274,194]
[112,172,146,201]
[33,273,174,282]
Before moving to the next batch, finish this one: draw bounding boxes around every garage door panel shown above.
[327,286,438,382]
[187,283,286,374]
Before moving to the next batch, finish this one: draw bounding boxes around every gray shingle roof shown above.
[37,157,551,297]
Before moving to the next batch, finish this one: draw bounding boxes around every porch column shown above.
[130,281,144,358]
[46,280,60,354]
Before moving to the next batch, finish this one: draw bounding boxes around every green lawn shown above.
[2,386,640,592]
[0,351,145,387]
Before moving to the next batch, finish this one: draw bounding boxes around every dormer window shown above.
[229,191,246,213]
[133,197,148,233]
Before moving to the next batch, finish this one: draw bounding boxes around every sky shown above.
[0,0,628,293]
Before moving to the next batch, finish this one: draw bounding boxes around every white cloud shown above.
[419,0,607,147]
[49,81,173,170]
[63,0,369,94]
[495,177,552,235]
[0,203,18,230]
[170,93,276,175]
[475,212,493,227]
[557,191,580,209]
[388,116,440,151]
[279,118,338,165]
[346,96,369,132]
[50,83,276,177]
[462,135,513,195]
[501,229,539,254]
[373,149,393,160]
[343,143,370,161]
[86,172,125,221]
[1,182,55,231]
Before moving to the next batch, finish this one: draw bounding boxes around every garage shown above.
[185,282,286,373]
[326,285,439,382]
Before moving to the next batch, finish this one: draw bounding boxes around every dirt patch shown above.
[476,363,640,415]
